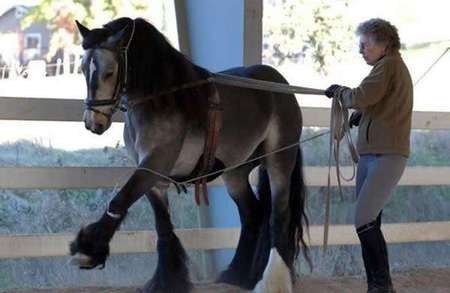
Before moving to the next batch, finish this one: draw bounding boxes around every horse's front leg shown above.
[141,183,192,293]
[69,154,175,270]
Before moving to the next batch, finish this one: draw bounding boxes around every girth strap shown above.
[194,84,222,206]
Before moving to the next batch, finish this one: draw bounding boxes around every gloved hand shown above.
[325,84,342,98]
[349,111,362,128]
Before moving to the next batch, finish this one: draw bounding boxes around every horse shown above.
[70,17,309,293]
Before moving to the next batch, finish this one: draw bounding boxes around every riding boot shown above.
[361,212,383,290]
[361,242,375,290]
[357,219,396,293]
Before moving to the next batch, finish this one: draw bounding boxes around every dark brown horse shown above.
[70,17,309,293]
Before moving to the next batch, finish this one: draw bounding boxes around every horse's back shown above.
[220,64,301,123]
[222,64,302,132]
[215,64,302,165]
[220,64,289,84]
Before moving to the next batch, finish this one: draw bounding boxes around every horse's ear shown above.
[105,24,131,49]
[75,20,91,39]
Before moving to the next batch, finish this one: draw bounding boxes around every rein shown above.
[121,73,324,111]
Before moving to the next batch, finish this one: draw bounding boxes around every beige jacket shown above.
[338,52,413,157]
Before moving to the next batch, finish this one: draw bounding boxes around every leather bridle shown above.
[83,20,135,118]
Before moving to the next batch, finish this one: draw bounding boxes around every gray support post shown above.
[174,0,192,58]
[173,0,263,281]
[244,0,263,66]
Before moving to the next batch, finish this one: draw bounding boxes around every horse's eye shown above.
[104,72,114,79]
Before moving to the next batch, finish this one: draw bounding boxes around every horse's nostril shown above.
[93,123,105,134]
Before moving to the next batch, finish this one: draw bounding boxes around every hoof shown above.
[69,253,105,270]
[69,225,110,270]
[217,268,252,290]
[140,276,193,293]
[254,249,293,293]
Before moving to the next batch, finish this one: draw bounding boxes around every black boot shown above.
[357,219,396,293]
[361,212,383,289]
[361,240,375,290]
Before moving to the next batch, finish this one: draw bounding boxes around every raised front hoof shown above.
[69,253,106,270]
[139,276,193,293]
[217,268,253,290]
[69,226,110,270]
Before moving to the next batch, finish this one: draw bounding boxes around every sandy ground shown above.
[4,268,450,293]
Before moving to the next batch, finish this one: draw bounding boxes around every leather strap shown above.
[194,84,222,205]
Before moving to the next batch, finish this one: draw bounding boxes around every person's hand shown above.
[349,111,362,128]
[325,84,342,98]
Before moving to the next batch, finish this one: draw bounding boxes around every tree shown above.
[21,0,148,61]
[263,0,354,74]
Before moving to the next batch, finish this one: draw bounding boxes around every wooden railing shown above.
[1,96,450,259]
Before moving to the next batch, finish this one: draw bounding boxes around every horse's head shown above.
[75,19,134,135]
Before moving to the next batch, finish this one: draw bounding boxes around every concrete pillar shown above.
[174,0,263,279]
[175,0,262,69]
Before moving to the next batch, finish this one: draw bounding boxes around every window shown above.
[25,34,40,49]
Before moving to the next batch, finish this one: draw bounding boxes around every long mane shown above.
[85,17,211,123]
[105,17,207,95]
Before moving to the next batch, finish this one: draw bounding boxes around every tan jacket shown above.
[338,52,413,157]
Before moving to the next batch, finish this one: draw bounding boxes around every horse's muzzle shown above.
[86,122,106,135]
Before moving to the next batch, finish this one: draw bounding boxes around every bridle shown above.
[83,20,136,118]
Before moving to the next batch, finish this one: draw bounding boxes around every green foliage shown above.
[264,0,354,74]
[22,0,88,30]
[22,0,148,29]
[20,0,148,61]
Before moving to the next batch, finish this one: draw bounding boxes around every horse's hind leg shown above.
[142,183,192,293]
[254,149,298,293]
[218,162,264,289]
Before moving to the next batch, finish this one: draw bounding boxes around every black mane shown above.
[85,17,211,122]
[108,18,210,97]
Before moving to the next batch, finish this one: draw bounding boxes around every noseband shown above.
[84,20,136,118]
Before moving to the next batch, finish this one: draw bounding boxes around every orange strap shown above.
[194,88,222,206]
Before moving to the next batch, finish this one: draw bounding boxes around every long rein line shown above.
[125,73,355,192]
[135,129,331,191]
[128,74,332,190]
[109,63,353,250]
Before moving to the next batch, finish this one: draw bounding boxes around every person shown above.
[325,18,413,293]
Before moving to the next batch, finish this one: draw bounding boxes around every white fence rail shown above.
[1,97,450,129]
[0,96,449,259]
[1,166,450,189]
[0,59,81,80]
[2,222,450,259]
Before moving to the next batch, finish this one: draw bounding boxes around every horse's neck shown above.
[176,58,210,84]
[125,56,209,128]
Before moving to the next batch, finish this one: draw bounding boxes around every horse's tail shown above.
[291,147,311,269]
[250,164,272,285]
[252,147,311,279]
